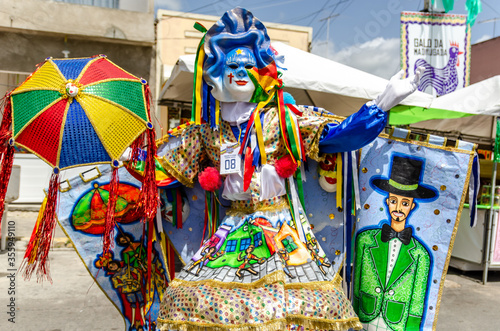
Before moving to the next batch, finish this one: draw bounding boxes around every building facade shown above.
[470,36,500,84]
[0,0,155,203]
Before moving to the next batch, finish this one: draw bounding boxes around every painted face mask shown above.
[221,47,257,102]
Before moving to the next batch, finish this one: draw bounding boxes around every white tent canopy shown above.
[159,42,432,117]
[407,76,500,144]
[159,42,500,142]
[430,75,500,115]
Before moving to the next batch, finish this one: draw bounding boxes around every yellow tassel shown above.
[194,47,205,125]
[215,99,220,127]
[27,198,47,265]
[253,109,267,165]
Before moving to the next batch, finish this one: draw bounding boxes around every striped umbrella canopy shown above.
[9,55,152,171]
[1,55,158,281]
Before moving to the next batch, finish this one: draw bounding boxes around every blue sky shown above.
[155,0,500,78]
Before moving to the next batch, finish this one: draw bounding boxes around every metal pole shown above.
[326,17,330,59]
[483,162,497,284]
[319,14,339,59]
[424,0,430,11]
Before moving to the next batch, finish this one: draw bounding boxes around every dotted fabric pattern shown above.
[15,98,68,166]
[52,58,94,80]
[59,100,111,169]
[158,283,358,328]
[78,58,138,86]
[286,287,357,320]
[159,283,287,326]
[82,80,148,123]
[12,90,62,136]
[160,124,203,186]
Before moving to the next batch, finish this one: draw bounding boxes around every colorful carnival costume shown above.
[156,7,422,331]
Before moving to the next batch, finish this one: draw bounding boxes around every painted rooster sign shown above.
[415,42,463,96]
[401,11,471,96]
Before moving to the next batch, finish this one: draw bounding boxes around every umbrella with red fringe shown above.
[0,55,158,281]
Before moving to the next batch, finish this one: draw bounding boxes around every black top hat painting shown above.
[371,155,438,200]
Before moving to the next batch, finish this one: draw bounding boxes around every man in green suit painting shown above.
[353,155,438,331]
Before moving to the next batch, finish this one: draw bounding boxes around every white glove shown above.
[374,67,425,111]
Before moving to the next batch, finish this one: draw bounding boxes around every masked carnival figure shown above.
[156,7,422,331]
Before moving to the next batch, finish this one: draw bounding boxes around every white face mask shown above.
[215,47,256,102]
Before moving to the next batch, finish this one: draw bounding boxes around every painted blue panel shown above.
[59,100,110,169]
[53,58,94,80]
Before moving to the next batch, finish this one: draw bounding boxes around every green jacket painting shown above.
[353,227,431,331]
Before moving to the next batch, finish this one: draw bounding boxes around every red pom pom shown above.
[275,154,298,178]
[199,167,222,192]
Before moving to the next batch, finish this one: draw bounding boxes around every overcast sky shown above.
[155,0,500,79]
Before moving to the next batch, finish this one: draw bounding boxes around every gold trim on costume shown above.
[307,121,329,163]
[169,270,287,289]
[286,272,343,289]
[388,127,411,140]
[157,317,287,331]
[158,156,194,188]
[226,198,289,216]
[379,133,475,155]
[287,315,363,331]
[157,314,362,331]
[169,270,344,292]
[79,166,103,182]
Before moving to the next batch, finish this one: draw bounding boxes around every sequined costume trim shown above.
[287,315,363,331]
[157,317,363,331]
[169,270,342,290]
[159,156,195,188]
[157,318,287,331]
[169,270,286,289]
[226,196,289,216]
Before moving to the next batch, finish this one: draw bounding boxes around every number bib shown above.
[220,142,242,175]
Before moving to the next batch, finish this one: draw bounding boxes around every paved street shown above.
[0,210,499,330]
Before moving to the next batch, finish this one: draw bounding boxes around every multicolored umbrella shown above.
[0,56,158,280]
[72,182,141,235]
[10,55,151,169]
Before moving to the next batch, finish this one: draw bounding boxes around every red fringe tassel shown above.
[21,172,60,282]
[140,85,158,222]
[103,166,119,255]
[129,134,145,168]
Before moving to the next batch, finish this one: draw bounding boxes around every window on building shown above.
[253,232,263,247]
[240,238,252,251]
[281,236,298,253]
[54,0,119,9]
[225,240,237,253]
